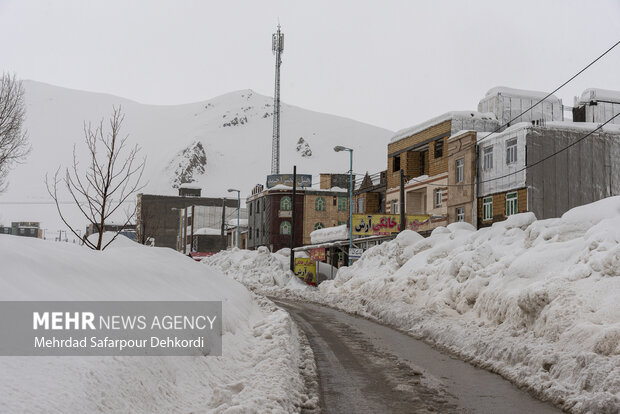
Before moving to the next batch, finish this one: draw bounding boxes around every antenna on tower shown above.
[271,24,284,174]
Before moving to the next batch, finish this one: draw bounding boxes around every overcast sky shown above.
[1,0,619,131]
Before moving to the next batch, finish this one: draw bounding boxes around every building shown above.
[226,218,249,249]
[386,111,499,232]
[478,86,564,126]
[573,88,620,125]
[0,222,42,238]
[246,173,352,252]
[354,171,387,214]
[446,131,478,225]
[136,186,239,249]
[476,121,620,226]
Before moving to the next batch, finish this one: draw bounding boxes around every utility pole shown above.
[221,199,226,251]
[271,24,284,174]
[290,165,297,273]
[399,169,406,231]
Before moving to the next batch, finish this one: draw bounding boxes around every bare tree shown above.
[0,73,30,192]
[47,106,146,250]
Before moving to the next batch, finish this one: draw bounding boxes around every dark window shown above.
[420,151,426,174]
[393,155,401,171]
[434,139,443,158]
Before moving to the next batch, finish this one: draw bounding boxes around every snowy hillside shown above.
[0,81,392,233]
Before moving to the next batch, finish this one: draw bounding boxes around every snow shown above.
[579,88,620,104]
[207,197,620,413]
[310,224,348,244]
[390,111,497,144]
[0,233,317,412]
[484,86,561,102]
[178,183,202,189]
[0,81,392,236]
[227,218,248,228]
[203,247,314,293]
[309,186,348,193]
[194,227,222,235]
[268,184,293,191]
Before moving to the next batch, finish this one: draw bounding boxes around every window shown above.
[392,200,399,214]
[482,197,493,220]
[434,189,442,207]
[280,196,291,211]
[30,228,35,235]
[456,207,465,222]
[280,221,291,235]
[357,197,365,213]
[315,197,326,211]
[393,155,401,171]
[456,158,464,183]
[255,200,260,213]
[483,146,493,170]
[314,222,324,230]
[506,192,518,216]
[434,139,444,158]
[506,138,517,164]
[255,228,259,239]
[249,227,252,239]
[337,197,347,211]
[19,228,25,234]
[249,204,252,216]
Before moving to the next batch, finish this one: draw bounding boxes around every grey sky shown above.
[1,0,619,131]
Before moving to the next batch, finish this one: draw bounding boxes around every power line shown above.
[402,113,620,189]
[476,39,620,145]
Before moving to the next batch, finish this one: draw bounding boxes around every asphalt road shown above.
[275,299,563,414]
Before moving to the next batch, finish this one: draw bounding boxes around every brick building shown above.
[386,111,499,231]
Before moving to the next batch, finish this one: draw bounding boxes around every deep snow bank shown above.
[203,246,314,293]
[206,197,620,413]
[316,198,620,413]
[0,234,317,413]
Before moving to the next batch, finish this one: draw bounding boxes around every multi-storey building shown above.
[386,111,499,232]
[246,174,351,251]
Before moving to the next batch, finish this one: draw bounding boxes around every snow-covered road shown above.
[276,299,562,414]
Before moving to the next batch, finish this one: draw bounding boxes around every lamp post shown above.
[334,145,353,266]
[228,188,241,248]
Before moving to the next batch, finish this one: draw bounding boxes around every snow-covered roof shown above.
[194,227,222,236]
[179,183,201,190]
[268,184,293,191]
[308,186,348,193]
[390,111,497,144]
[578,88,620,104]
[227,218,248,228]
[310,224,348,244]
[483,86,561,102]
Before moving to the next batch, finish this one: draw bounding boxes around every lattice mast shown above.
[271,24,284,174]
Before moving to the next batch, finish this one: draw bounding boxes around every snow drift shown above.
[314,197,620,413]
[206,197,620,413]
[0,234,317,413]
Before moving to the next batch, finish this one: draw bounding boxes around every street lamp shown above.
[228,188,241,248]
[334,145,353,266]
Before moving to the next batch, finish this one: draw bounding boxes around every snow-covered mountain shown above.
[0,81,393,233]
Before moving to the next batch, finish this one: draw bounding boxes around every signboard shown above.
[309,247,326,262]
[294,258,317,286]
[349,248,364,259]
[352,214,432,236]
[266,174,312,189]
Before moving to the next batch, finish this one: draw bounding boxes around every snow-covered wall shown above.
[477,124,528,196]
[478,86,563,126]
